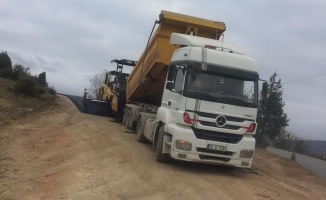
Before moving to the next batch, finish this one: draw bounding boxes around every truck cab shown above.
[154,33,258,167]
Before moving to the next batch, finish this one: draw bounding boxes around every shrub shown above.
[48,86,56,95]
[34,85,47,95]
[14,76,38,96]
[0,68,13,79]
[11,65,30,80]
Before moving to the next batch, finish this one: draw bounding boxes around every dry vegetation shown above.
[0,77,56,127]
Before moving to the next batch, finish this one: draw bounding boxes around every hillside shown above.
[0,77,56,127]
[305,140,326,155]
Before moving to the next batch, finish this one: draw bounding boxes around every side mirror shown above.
[167,65,176,81]
[166,82,173,90]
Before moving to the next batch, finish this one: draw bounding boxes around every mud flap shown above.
[163,133,172,154]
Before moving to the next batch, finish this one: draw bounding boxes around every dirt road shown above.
[1,95,325,200]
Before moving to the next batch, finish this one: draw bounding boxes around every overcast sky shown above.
[1,0,325,140]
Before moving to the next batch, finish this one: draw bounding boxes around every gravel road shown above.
[1,95,325,200]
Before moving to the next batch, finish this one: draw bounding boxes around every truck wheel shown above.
[155,126,168,162]
[126,109,137,130]
[116,111,123,123]
[122,109,127,125]
[122,111,126,125]
[129,120,137,131]
[136,116,147,143]
[125,108,131,129]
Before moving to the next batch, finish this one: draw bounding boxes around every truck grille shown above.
[192,127,243,144]
[195,111,254,122]
[199,121,240,130]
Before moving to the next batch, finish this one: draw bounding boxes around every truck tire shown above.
[136,115,147,143]
[126,108,137,130]
[116,111,123,123]
[129,120,137,131]
[122,109,127,125]
[155,126,168,162]
[125,108,131,129]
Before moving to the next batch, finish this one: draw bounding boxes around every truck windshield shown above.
[185,72,257,107]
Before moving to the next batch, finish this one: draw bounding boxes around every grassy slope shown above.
[0,77,56,127]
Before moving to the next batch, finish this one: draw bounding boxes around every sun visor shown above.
[170,33,244,55]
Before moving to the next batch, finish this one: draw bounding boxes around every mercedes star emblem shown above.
[216,115,227,127]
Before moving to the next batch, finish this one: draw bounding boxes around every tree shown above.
[0,51,13,78]
[256,72,289,146]
[89,70,106,98]
[0,51,12,70]
[37,71,47,87]
[11,64,30,80]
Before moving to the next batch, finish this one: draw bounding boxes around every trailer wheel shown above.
[129,120,137,131]
[125,108,131,129]
[126,108,136,130]
[155,126,168,162]
[122,109,127,125]
[136,115,147,143]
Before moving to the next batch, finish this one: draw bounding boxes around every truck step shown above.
[166,142,172,146]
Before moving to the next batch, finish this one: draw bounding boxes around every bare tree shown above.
[88,70,106,99]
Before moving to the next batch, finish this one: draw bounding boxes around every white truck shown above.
[121,11,264,168]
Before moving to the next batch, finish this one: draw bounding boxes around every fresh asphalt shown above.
[267,147,326,179]
[58,94,85,113]
[60,94,111,117]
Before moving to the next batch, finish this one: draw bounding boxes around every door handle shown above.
[168,101,171,106]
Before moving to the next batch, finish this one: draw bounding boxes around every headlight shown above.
[175,140,192,151]
[240,149,254,158]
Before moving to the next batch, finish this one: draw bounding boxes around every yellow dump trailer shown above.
[126,10,226,105]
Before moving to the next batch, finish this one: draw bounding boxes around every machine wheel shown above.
[84,103,88,114]
[116,113,123,123]
[136,115,147,143]
[155,126,168,162]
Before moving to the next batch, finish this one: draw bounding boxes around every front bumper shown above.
[166,124,256,168]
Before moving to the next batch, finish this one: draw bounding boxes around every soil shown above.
[1,95,325,200]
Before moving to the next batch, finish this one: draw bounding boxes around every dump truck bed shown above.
[126,10,226,105]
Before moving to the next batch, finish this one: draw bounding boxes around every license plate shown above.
[207,144,227,152]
